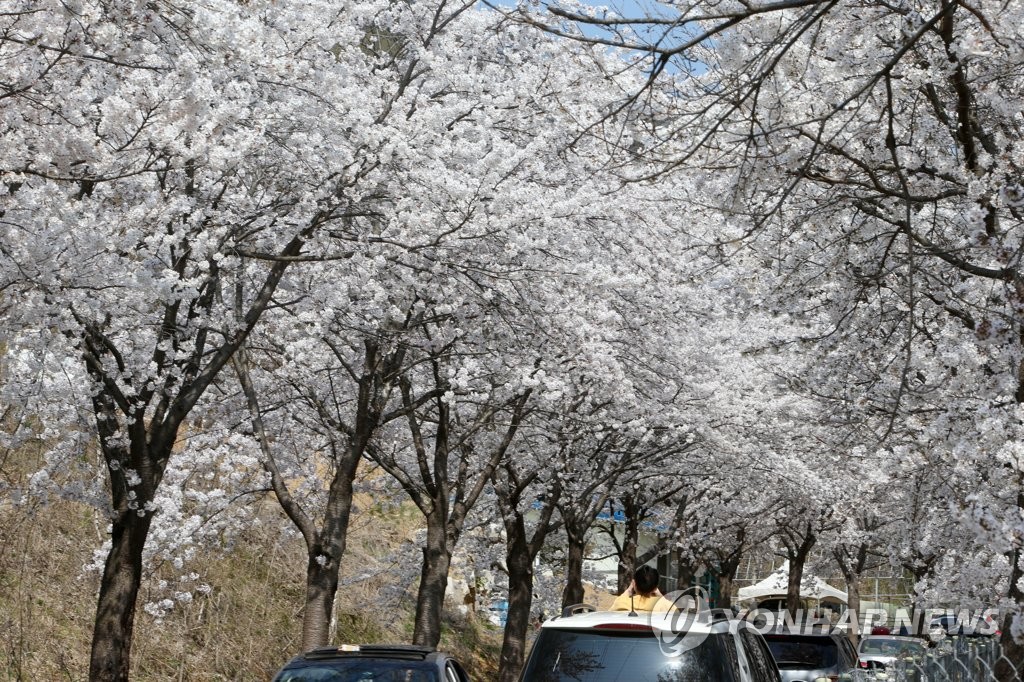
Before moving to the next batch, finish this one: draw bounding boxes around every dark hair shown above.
[633,565,659,597]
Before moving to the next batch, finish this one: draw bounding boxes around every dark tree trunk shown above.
[412,511,452,648]
[717,574,733,610]
[88,510,153,681]
[87,400,165,682]
[676,558,696,594]
[996,610,1024,682]
[393,363,524,651]
[833,540,870,647]
[717,556,741,610]
[302,550,340,651]
[561,527,586,609]
[300,454,359,651]
[844,577,861,646]
[786,531,816,619]
[493,471,560,682]
[497,526,535,682]
[995,547,1024,681]
[235,336,400,653]
[617,500,641,593]
[786,557,805,619]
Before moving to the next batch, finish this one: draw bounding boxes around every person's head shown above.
[633,565,659,597]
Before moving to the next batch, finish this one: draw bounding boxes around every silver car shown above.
[857,635,928,675]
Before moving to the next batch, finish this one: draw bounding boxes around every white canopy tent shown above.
[737,561,848,607]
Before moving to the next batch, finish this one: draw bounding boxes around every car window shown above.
[520,629,738,682]
[273,661,439,682]
[446,659,466,679]
[739,629,778,682]
[859,638,887,654]
[861,638,925,657]
[448,659,469,682]
[763,635,838,670]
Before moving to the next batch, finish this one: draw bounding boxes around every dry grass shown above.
[0,472,503,681]
[0,495,98,680]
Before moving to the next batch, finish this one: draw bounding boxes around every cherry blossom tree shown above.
[0,0,394,677]
[209,0,691,656]
[367,312,535,648]
[217,0,568,651]
[232,324,411,651]
[601,481,688,591]
[520,0,1024,668]
[491,428,563,682]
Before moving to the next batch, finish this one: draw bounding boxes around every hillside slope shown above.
[0,492,503,680]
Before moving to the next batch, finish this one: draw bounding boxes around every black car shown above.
[272,644,471,682]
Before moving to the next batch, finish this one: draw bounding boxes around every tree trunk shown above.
[88,510,153,682]
[785,529,816,619]
[717,557,740,610]
[617,508,640,593]
[497,528,535,682]
[239,347,340,652]
[845,577,861,645]
[903,565,931,637]
[84,218,304,680]
[88,411,162,682]
[995,547,1023,681]
[302,550,340,651]
[300,453,360,651]
[786,551,811,619]
[834,558,862,647]
[996,610,1024,682]
[676,558,696,594]
[412,512,452,648]
[561,527,586,609]
[786,560,803,619]
[833,541,870,647]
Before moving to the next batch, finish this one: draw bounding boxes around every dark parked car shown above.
[271,644,470,682]
[519,606,781,681]
[762,631,858,682]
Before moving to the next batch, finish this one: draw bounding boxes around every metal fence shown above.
[852,636,1019,682]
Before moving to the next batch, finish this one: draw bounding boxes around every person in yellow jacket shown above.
[611,565,671,612]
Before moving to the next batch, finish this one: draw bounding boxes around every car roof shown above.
[540,609,722,634]
[860,635,925,643]
[282,644,446,668]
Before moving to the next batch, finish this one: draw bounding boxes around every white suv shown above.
[519,607,782,682]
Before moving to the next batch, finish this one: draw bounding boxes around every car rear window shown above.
[763,635,838,670]
[859,638,925,656]
[273,659,439,681]
[520,629,736,682]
